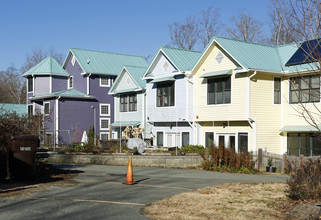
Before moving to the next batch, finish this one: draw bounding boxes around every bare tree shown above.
[226,12,264,43]
[199,7,221,47]
[169,16,200,50]
[0,66,26,104]
[20,48,64,74]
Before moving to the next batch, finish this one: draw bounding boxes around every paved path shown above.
[0,164,288,220]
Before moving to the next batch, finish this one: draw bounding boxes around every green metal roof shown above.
[0,103,27,116]
[65,48,148,75]
[111,121,140,127]
[150,76,175,83]
[22,56,69,77]
[199,36,313,73]
[29,89,95,100]
[160,46,202,71]
[200,69,233,78]
[280,125,320,132]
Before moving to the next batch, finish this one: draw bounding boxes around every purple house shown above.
[23,49,148,147]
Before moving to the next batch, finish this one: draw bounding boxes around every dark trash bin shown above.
[8,135,40,179]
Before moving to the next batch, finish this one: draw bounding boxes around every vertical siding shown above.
[250,73,282,154]
[193,44,246,122]
[34,76,50,96]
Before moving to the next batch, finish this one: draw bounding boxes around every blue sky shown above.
[0,0,270,71]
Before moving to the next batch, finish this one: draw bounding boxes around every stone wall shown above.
[42,153,204,168]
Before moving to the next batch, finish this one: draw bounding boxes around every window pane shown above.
[311,134,321,155]
[28,78,33,92]
[182,132,189,146]
[274,78,281,104]
[290,91,299,103]
[101,77,109,86]
[101,119,109,129]
[205,132,214,148]
[311,75,320,88]
[156,83,174,107]
[301,89,309,102]
[216,91,223,104]
[225,77,231,90]
[300,77,309,90]
[238,133,248,152]
[310,88,320,102]
[300,133,310,156]
[208,92,215,104]
[224,90,231,103]
[288,133,299,156]
[157,132,163,146]
[44,103,50,115]
[229,136,235,150]
[290,78,299,90]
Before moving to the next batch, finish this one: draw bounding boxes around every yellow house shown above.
[191,36,321,156]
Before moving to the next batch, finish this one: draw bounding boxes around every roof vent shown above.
[87,59,90,64]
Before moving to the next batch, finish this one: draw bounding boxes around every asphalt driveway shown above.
[0,164,288,220]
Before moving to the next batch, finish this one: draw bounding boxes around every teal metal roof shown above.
[0,104,27,116]
[111,121,140,127]
[200,69,233,78]
[160,46,202,71]
[150,76,175,83]
[280,125,320,132]
[65,48,148,75]
[22,56,69,77]
[29,89,95,100]
[109,65,147,94]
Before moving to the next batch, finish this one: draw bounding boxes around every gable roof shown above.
[0,103,27,116]
[144,46,202,78]
[193,36,309,73]
[63,48,148,75]
[29,89,95,100]
[109,65,147,94]
[22,56,69,77]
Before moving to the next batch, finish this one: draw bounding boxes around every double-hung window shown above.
[290,75,320,103]
[274,78,281,104]
[44,102,50,115]
[100,76,110,87]
[207,77,231,105]
[120,93,137,112]
[100,104,110,116]
[156,82,174,107]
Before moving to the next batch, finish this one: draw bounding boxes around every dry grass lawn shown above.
[143,183,288,220]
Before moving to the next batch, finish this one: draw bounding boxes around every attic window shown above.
[215,51,224,64]
[163,61,169,72]
[71,55,76,66]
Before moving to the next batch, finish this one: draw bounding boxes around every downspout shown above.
[186,75,197,144]
[55,96,61,148]
[248,71,257,152]
[142,90,146,138]
[87,73,92,95]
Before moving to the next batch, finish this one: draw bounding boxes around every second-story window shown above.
[156,82,174,107]
[100,104,110,116]
[28,77,33,92]
[100,76,110,87]
[207,77,231,105]
[69,76,73,88]
[290,75,320,104]
[120,93,137,112]
[274,78,281,104]
[44,102,50,115]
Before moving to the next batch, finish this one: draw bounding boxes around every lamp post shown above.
[91,106,96,145]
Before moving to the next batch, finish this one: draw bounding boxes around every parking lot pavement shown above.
[0,164,289,220]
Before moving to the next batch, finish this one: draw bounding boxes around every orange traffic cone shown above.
[122,156,136,185]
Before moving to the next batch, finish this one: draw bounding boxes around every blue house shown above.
[143,47,202,147]
[23,49,148,146]
[108,65,151,139]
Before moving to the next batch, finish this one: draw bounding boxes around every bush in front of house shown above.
[180,145,205,154]
[200,145,257,174]
[286,158,321,200]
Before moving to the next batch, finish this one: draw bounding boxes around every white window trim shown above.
[100,118,110,130]
[100,103,110,116]
[100,132,109,141]
[100,76,110,87]
[69,76,73,89]
[155,81,176,108]
[44,102,50,115]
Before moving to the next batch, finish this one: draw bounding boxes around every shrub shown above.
[200,145,257,173]
[286,158,321,200]
[180,145,205,154]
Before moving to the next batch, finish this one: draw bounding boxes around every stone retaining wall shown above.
[42,153,204,168]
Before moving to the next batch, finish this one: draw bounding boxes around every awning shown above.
[150,76,175,83]
[280,125,320,132]
[111,121,140,127]
[200,69,233,78]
